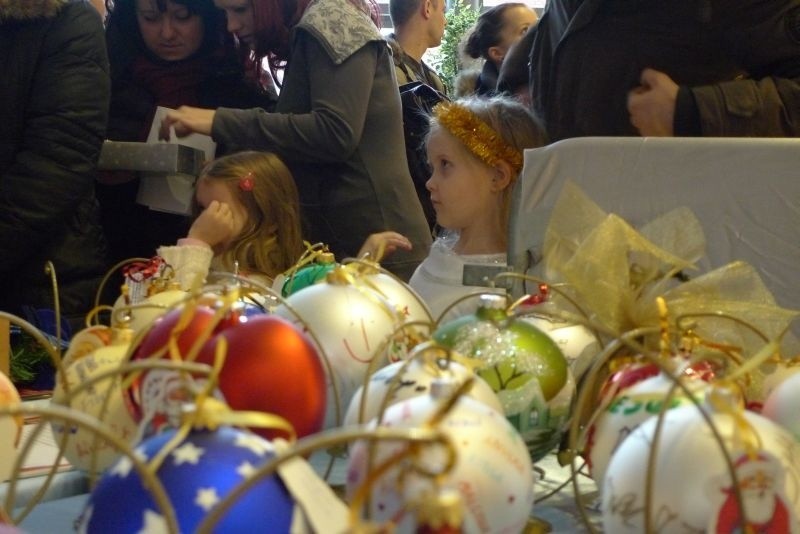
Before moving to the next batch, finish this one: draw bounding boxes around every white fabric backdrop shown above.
[508,137,800,334]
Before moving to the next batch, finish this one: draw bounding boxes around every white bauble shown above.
[588,372,708,485]
[111,289,187,334]
[62,325,112,368]
[346,390,534,533]
[344,358,502,426]
[602,392,800,533]
[522,315,599,379]
[274,277,404,428]
[762,364,800,402]
[762,371,800,441]
[0,371,22,482]
[51,336,138,472]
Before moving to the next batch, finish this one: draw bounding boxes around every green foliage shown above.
[10,331,53,385]
[436,2,480,94]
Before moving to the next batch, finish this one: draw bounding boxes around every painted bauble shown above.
[196,315,326,441]
[433,296,568,402]
[361,271,433,325]
[521,314,599,379]
[762,371,800,441]
[433,295,570,460]
[125,306,220,428]
[601,390,800,532]
[112,289,188,335]
[587,371,710,485]
[281,257,337,297]
[0,371,22,482]
[346,390,534,533]
[78,426,294,533]
[344,357,502,426]
[361,271,434,361]
[62,325,112,368]
[129,306,326,442]
[51,331,139,472]
[273,272,404,428]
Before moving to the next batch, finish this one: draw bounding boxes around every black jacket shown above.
[0,0,110,322]
[501,0,800,140]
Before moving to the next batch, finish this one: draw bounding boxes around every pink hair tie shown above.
[239,172,255,192]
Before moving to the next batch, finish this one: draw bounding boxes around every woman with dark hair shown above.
[97,0,277,266]
[463,3,537,96]
[159,0,433,281]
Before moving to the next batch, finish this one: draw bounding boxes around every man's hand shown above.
[358,231,412,262]
[159,106,216,140]
[627,68,679,137]
[188,201,236,252]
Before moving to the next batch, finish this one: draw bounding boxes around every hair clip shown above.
[239,172,255,192]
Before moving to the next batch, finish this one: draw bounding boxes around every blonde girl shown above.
[158,150,304,288]
[408,95,547,318]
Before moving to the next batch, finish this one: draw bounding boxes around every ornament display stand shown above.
[0,317,8,377]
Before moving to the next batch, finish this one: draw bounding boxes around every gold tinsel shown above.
[432,101,524,174]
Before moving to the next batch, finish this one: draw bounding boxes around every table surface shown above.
[10,452,602,533]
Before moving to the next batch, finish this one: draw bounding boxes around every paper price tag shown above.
[274,439,350,534]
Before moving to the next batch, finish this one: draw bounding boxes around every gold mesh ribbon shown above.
[541,182,798,357]
[433,101,524,174]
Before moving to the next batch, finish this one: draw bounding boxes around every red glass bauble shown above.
[197,315,327,441]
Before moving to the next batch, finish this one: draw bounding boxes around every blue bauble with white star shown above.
[79,426,294,533]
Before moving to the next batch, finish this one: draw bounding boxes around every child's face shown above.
[194,177,248,247]
[425,129,501,233]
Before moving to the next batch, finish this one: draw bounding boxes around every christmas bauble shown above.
[281,260,337,297]
[112,289,188,335]
[273,271,405,428]
[125,305,220,428]
[129,306,326,442]
[0,371,22,482]
[761,363,800,402]
[51,331,139,472]
[762,371,800,441]
[601,390,800,532]
[346,390,534,533]
[62,325,112,368]
[344,357,503,426]
[587,371,709,485]
[433,295,570,460]
[78,426,294,533]
[196,315,326,441]
[521,314,599,379]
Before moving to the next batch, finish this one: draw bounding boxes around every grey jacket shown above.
[213,0,432,280]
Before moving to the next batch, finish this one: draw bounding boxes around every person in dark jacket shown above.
[0,0,110,326]
[97,0,277,267]
[499,0,800,140]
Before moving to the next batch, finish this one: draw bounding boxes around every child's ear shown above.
[491,160,514,192]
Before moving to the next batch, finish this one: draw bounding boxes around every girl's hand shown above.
[159,106,216,140]
[358,231,412,262]
[188,201,236,252]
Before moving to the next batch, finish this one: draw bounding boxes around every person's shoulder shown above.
[0,0,67,21]
[297,0,383,64]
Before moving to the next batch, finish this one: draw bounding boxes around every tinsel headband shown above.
[432,101,524,175]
